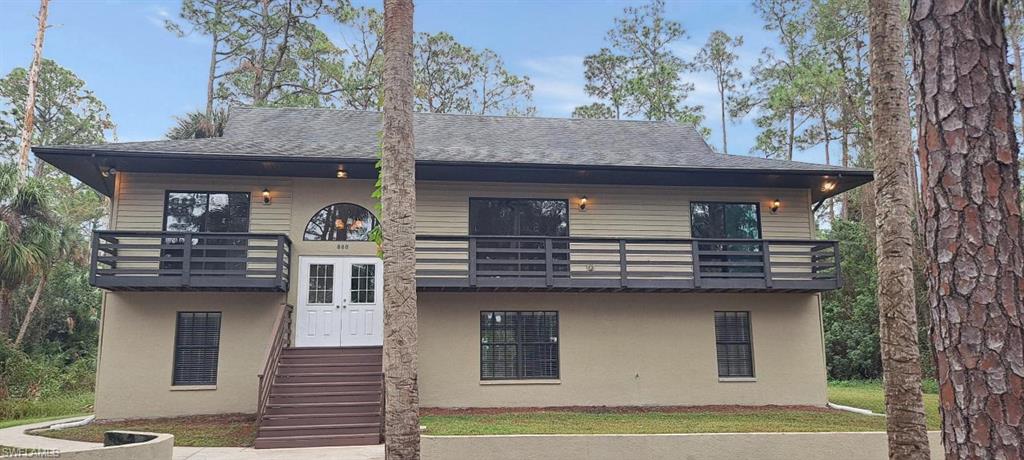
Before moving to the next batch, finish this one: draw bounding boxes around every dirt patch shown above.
[422,404,837,416]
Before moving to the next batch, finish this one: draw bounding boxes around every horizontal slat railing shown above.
[90,231,292,292]
[416,235,841,292]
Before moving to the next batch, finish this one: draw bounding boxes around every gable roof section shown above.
[33,107,872,198]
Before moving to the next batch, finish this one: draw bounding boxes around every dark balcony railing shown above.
[90,231,291,292]
[416,235,841,292]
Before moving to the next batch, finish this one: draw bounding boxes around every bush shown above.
[0,340,94,400]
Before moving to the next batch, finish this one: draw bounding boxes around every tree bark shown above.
[869,0,932,457]
[381,0,419,458]
[17,0,50,178]
[0,286,12,340]
[910,1,1024,458]
[14,271,47,347]
[719,88,728,154]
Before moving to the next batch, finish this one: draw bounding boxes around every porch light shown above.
[822,180,837,193]
[262,188,271,205]
[336,166,348,179]
[579,195,588,211]
[770,198,781,214]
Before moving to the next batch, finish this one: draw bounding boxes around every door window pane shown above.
[350,264,376,304]
[307,264,334,304]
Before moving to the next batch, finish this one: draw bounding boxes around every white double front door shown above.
[296,257,384,347]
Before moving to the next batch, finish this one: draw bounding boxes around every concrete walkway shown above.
[0,417,384,460]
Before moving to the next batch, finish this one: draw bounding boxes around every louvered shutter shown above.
[715,311,753,378]
[173,312,222,385]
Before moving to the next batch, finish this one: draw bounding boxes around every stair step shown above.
[253,433,380,449]
[271,381,382,394]
[260,412,382,427]
[280,355,383,365]
[269,390,381,404]
[275,372,383,384]
[278,363,382,374]
[266,401,380,415]
[258,422,381,438]
[282,346,382,356]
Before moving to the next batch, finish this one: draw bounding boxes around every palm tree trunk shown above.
[17,0,50,178]
[14,271,47,348]
[0,286,12,340]
[868,0,931,457]
[381,0,419,458]
[910,0,1024,457]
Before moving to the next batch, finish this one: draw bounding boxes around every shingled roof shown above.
[39,107,866,174]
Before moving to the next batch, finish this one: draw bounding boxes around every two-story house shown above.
[35,107,872,449]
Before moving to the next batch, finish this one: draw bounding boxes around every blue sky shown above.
[0,0,830,165]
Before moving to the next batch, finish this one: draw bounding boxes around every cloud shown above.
[520,56,588,117]
[145,5,171,29]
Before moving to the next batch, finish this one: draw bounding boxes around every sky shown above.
[0,0,831,166]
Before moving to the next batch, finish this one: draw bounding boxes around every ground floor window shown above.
[173,312,222,386]
[480,311,559,380]
[715,311,753,378]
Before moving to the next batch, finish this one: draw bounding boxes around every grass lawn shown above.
[827,380,941,430]
[0,392,94,430]
[35,414,256,447]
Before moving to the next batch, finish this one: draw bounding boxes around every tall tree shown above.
[0,163,57,339]
[572,102,616,120]
[583,0,703,125]
[165,108,229,140]
[695,31,743,153]
[0,60,115,173]
[381,0,419,458]
[576,49,629,119]
[16,0,50,177]
[868,0,931,456]
[910,0,1024,457]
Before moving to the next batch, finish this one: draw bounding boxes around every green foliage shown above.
[821,219,880,380]
[0,59,115,163]
[572,103,616,120]
[0,391,93,426]
[166,108,230,140]
[0,339,94,400]
[575,0,704,126]
[12,262,100,358]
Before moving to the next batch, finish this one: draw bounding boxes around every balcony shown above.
[90,231,291,292]
[416,236,841,292]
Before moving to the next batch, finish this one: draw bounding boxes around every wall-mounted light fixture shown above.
[770,198,781,214]
[262,188,271,205]
[336,165,348,179]
[579,195,588,211]
[100,167,117,178]
[822,179,837,193]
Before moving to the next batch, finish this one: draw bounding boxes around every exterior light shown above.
[336,167,348,179]
[100,167,117,178]
[262,188,271,205]
[770,198,781,214]
[579,195,588,211]
[822,180,837,192]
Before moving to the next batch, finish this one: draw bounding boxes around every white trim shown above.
[479,380,561,386]
[718,377,757,383]
[169,385,217,391]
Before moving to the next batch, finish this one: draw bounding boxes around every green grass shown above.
[827,380,941,430]
[36,414,256,447]
[421,408,889,435]
[0,392,94,429]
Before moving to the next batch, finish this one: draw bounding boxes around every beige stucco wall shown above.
[94,292,284,419]
[418,292,827,408]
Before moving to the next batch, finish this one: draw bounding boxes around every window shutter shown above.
[715,311,753,378]
[173,312,222,386]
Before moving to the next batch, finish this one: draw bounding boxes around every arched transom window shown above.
[303,203,378,241]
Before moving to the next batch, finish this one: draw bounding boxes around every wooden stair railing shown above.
[257,303,293,425]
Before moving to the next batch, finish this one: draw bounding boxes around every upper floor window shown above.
[690,202,761,240]
[164,192,251,233]
[470,198,568,236]
[304,203,378,241]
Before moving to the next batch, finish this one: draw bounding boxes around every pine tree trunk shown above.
[869,0,932,457]
[381,0,419,458]
[720,89,728,154]
[14,271,47,347]
[17,0,50,178]
[910,1,1024,458]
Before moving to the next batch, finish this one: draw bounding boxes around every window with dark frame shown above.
[469,198,570,278]
[480,311,559,380]
[691,202,763,275]
[714,311,753,378]
[173,312,222,386]
[161,191,251,274]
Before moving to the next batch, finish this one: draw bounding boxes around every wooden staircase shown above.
[254,346,383,449]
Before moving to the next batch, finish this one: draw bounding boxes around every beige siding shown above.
[113,172,293,233]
